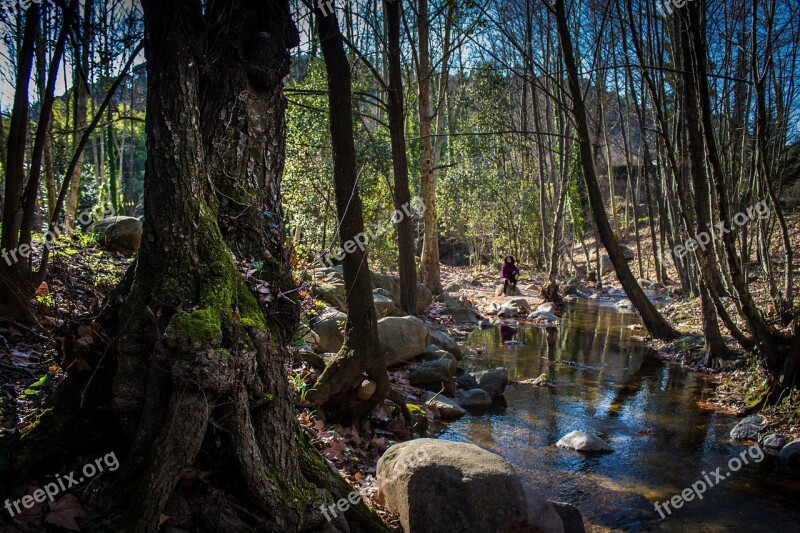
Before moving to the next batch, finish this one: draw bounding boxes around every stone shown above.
[563,278,581,295]
[311,281,347,310]
[470,367,509,397]
[455,373,480,391]
[312,308,347,353]
[436,292,461,309]
[371,272,433,314]
[417,348,458,373]
[88,216,143,251]
[377,439,546,533]
[761,433,787,451]
[443,282,461,293]
[527,311,561,324]
[373,290,403,318]
[378,316,429,366]
[556,430,612,453]
[730,415,765,442]
[425,325,462,358]
[469,279,483,287]
[536,302,558,315]
[409,360,453,388]
[549,502,586,533]
[524,486,565,533]
[495,284,522,297]
[478,319,495,329]
[443,306,479,324]
[457,388,492,408]
[508,298,531,311]
[423,392,465,419]
[779,439,800,471]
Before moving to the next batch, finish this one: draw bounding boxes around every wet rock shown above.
[524,486,566,533]
[442,306,479,324]
[527,311,561,324]
[457,388,492,408]
[536,302,558,315]
[779,439,800,471]
[564,294,580,303]
[556,430,612,453]
[312,307,346,353]
[89,216,143,251]
[455,373,480,391]
[423,392,465,419]
[549,502,586,533]
[478,319,495,329]
[563,278,582,295]
[730,415,765,442]
[470,367,509,397]
[378,316,429,366]
[377,439,550,533]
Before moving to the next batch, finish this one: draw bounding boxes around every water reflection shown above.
[439,303,800,532]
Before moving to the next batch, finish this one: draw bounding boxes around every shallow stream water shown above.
[438,302,800,532]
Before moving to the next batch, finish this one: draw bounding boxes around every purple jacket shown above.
[500,263,519,280]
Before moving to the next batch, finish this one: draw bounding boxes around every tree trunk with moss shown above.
[11,1,388,531]
[307,0,392,424]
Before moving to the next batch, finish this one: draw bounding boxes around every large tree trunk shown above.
[552,0,677,340]
[385,0,421,312]
[416,0,442,294]
[308,0,391,423]
[13,1,388,531]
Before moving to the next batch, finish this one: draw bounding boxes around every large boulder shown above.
[378,316,429,366]
[470,367,509,398]
[456,388,492,408]
[409,360,453,388]
[730,415,765,442]
[549,502,586,533]
[374,289,403,318]
[371,273,433,314]
[88,216,142,251]
[311,281,347,310]
[556,430,612,453]
[312,308,347,353]
[442,306,479,324]
[377,439,561,533]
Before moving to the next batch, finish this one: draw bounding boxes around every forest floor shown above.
[2,220,800,530]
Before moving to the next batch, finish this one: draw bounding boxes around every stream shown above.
[438,302,800,532]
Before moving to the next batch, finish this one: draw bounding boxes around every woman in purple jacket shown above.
[500,255,520,296]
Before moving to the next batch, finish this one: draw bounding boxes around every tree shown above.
[307,0,392,422]
[14,1,387,530]
[550,0,678,340]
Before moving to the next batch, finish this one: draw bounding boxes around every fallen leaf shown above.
[45,494,85,531]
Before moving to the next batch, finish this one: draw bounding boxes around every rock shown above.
[524,486,566,533]
[457,388,492,408]
[495,284,522,297]
[779,439,800,471]
[443,306,479,324]
[761,434,787,451]
[88,216,143,251]
[573,265,588,279]
[508,298,531,311]
[615,299,636,312]
[478,319,495,329]
[549,502,586,533]
[650,282,667,294]
[563,278,581,295]
[409,360,453,388]
[443,282,461,293]
[536,302,558,315]
[455,373,480,391]
[425,325,462,358]
[373,290,403,318]
[312,308,347,353]
[436,292,461,309]
[469,279,483,287]
[563,294,580,303]
[371,273,432,314]
[377,439,535,533]
[423,392,465,419]
[416,349,458,374]
[730,415,765,442]
[378,316,429,366]
[470,367,509,397]
[527,311,561,324]
[497,302,524,318]
[311,281,347,310]
[556,430,612,453]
